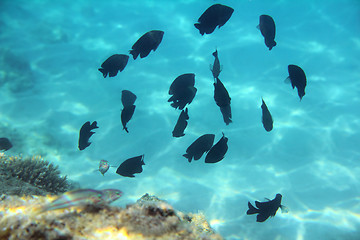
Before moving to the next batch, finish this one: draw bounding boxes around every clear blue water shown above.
[1,0,360,239]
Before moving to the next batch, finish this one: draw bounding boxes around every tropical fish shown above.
[121,90,137,108]
[0,138,12,151]
[214,78,232,125]
[99,159,110,176]
[247,193,286,222]
[183,134,215,162]
[205,133,228,163]
[257,15,276,50]
[40,189,122,212]
[168,73,197,110]
[194,4,234,35]
[172,108,189,138]
[261,98,273,132]
[78,121,98,150]
[210,49,222,79]
[98,54,129,78]
[286,64,307,100]
[129,30,164,60]
[121,105,136,133]
[116,155,145,177]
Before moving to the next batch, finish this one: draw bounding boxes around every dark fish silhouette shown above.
[287,65,307,100]
[195,4,234,35]
[210,49,222,79]
[247,193,286,222]
[78,121,98,150]
[0,138,12,151]
[183,134,215,162]
[205,133,228,163]
[121,90,137,108]
[261,98,273,132]
[214,78,232,125]
[172,108,189,138]
[168,73,197,110]
[129,30,164,60]
[121,105,135,133]
[116,155,145,177]
[98,54,129,78]
[257,15,276,50]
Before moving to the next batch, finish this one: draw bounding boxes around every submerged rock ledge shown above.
[0,193,223,240]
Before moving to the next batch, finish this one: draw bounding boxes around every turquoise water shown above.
[1,0,360,239]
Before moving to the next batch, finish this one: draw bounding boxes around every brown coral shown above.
[0,154,70,196]
[0,193,223,240]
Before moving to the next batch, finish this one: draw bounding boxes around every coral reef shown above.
[0,154,71,196]
[0,193,223,240]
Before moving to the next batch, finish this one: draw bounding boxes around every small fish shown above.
[195,4,234,35]
[286,64,307,100]
[214,78,232,125]
[0,138,12,151]
[40,189,122,212]
[172,108,189,138]
[261,98,273,132]
[121,90,137,108]
[210,49,222,79]
[98,54,129,78]
[129,30,164,60]
[78,121,98,150]
[247,193,286,222]
[183,134,215,162]
[168,73,197,110]
[99,159,110,176]
[257,15,276,50]
[205,133,228,163]
[116,155,145,177]
[121,105,136,133]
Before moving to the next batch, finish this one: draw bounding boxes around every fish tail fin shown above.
[123,126,129,133]
[98,68,108,78]
[247,202,259,215]
[212,50,218,57]
[182,153,192,163]
[129,50,139,60]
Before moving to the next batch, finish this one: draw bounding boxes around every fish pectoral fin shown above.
[280,205,289,213]
[256,24,260,30]
[284,77,291,84]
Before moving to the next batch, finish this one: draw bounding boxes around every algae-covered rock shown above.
[0,193,223,240]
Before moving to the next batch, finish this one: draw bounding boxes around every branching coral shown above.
[0,154,70,195]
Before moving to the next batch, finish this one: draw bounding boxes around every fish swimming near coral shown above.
[247,193,287,222]
[183,134,215,162]
[257,15,276,50]
[214,78,232,125]
[78,121,98,150]
[210,49,222,79]
[0,137,12,151]
[172,108,189,137]
[129,30,164,60]
[261,98,273,132]
[121,105,136,133]
[195,4,234,35]
[121,90,137,108]
[168,73,197,110]
[40,189,122,212]
[205,133,228,163]
[286,64,307,100]
[98,54,129,78]
[116,155,145,177]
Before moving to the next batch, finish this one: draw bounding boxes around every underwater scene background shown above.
[1,0,360,239]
